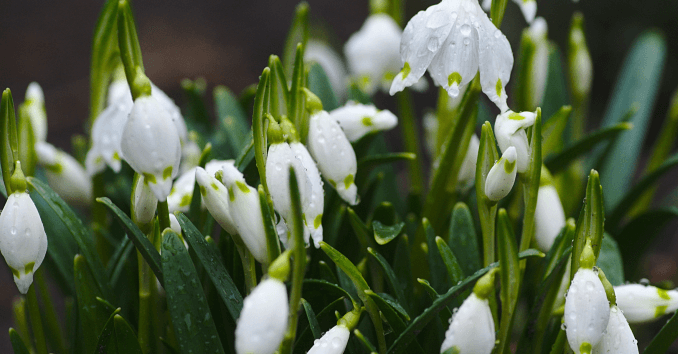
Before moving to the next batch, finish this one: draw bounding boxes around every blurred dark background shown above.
[1,0,678,352]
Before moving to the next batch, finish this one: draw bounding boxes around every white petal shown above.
[307,325,350,354]
[307,111,358,205]
[458,134,480,184]
[121,96,182,202]
[484,146,517,201]
[0,192,48,294]
[614,284,678,323]
[107,80,133,106]
[291,142,324,248]
[495,111,536,173]
[594,306,638,354]
[476,11,513,112]
[306,40,348,100]
[195,167,238,236]
[564,268,610,353]
[440,293,495,354]
[205,159,236,176]
[151,83,188,142]
[266,143,312,224]
[167,168,196,214]
[534,185,566,252]
[428,15,479,98]
[90,96,132,173]
[24,82,47,143]
[36,142,92,206]
[235,279,289,354]
[514,0,537,24]
[131,174,158,226]
[330,102,398,142]
[85,148,106,176]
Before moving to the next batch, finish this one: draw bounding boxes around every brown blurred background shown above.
[1,0,678,352]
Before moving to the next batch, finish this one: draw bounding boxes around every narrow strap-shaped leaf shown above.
[346,207,372,250]
[545,122,632,174]
[364,291,426,354]
[617,208,678,273]
[9,328,30,354]
[447,202,480,276]
[644,309,678,354]
[282,2,309,78]
[213,86,250,157]
[252,68,270,192]
[423,218,450,294]
[367,247,410,315]
[29,177,112,297]
[1,89,17,194]
[294,296,346,350]
[93,308,122,354]
[570,170,605,276]
[113,314,144,354]
[475,122,499,267]
[307,62,339,111]
[435,237,464,286]
[519,109,542,259]
[259,186,281,264]
[356,152,415,188]
[301,299,321,339]
[162,230,225,354]
[290,44,308,141]
[89,0,120,124]
[303,279,356,304]
[353,329,378,354]
[97,197,163,285]
[75,254,116,354]
[542,105,572,156]
[497,209,521,354]
[177,213,243,320]
[320,242,387,354]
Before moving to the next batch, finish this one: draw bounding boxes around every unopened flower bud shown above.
[308,325,350,354]
[290,142,324,247]
[305,40,347,101]
[521,17,549,110]
[307,111,358,205]
[458,134,480,185]
[485,146,517,201]
[23,82,47,143]
[441,283,496,353]
[494,110,536,173]
[534,184,566,252]
[131,174,158,227]
[235,278,288,354]
[35,142,92,206]
[195,167,238,236]
[329,102,398,142]
[514,0,537,24]
[594,305,638,354]
[614,284,678,323]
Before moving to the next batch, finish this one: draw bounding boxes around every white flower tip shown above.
[307,325,350,354]
[26,82,44,103]
[518,0,537,24]
[35,142,57,166]
[310,225,323,249]
[389,73,407,96]
[336,179,359,205]
[194,167,210,186]
[485,147,517,202]
[147,175,173,202]
[530,17,548,38]
[14,272,34,294]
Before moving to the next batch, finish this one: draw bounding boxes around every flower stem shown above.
[157,200,171,232]
[233,239,257,294]
[92,173,111,264]
[395,90,425,198]
[26,284,48,354]
[35,271,66,354]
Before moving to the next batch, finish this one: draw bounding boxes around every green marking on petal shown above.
[228,187,235,201]
[179,194,191,207]
[143,173,157,184]
[235,181,250,193]
[24,262,35,275]
[656,305,668,318]
[199,185,207,197]
[163,166,173,180]
[504,159,516,174]
[314,214,323,229]
[361,116,373,126]
[210,183,220,191]
[448,72,462,87]
[495,157,504,166]
[113,151,120,161]
[46,163,63,174]
[442,346,461,354]
[401,62,411,80]
[580,342,592,354]
[9,266,20,278]
[658,288,671,300]
[343,174,354,189]
[496,78,503,98]
[508,112,525,120]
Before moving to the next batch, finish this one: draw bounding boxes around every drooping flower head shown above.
[329,101,398,142]
[594,305,639,354]
[305,40,348,100]
[307,308,361,354]
[390,0,513,112]
[614,284,678,324]
[484,146,517,201]
[494,110,536,173]
[35,142,92,206]
[534,167,566,252]
[22,82,48,143]
[195,166,238,236]
[235,278,289,354]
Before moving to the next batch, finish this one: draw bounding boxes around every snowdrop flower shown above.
[329,102,398,142]
[235,278,288,354]
[306,40,347,100]
[522,17,549,110]
[534,168,566,252]
[35,142,92,206]
[440,268,497,354]
[195,167,238,236]
[167,167,197,214]
[121,95,182,202]
[150,83,187,143]
[458,134,480,185]
[307,110,358,205]
[484,146,517,201]
[307,308,361,354]
[22,82,47,143]
[179,135,201,174]
[494,110,536,173]
[389,0,514,112]
[614,284,678,323]
[564,241,610,354]
[514,0,537,24]
[131,174,158,227]
[220,164,268,263]
[290,141,324,248]
[594,305,638,354]
[0,165,47,294]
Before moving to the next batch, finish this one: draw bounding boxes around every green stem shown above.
[481,202,498,267]
[157,200,171,232]
[92,173,111,264]
[35,271,66,354]
[234,240,257,294]
[395,90,425,198]
[137,229,154,354]
[11,297,31,352]
[549,328,567,354]
[26,285,47,354]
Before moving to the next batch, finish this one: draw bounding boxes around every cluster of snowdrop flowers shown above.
[389,0,514,112]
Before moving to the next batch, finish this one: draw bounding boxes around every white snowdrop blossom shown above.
[23,82,48,143]
[329,102,398,142]
[564,267,610,354]
[266,142,312,229]
[534,184,566,252]
[121,95,182,202]
[307,325,350,354]
[594,305,638,354]
[290,142,324,248]
[35,142,92,206]
[305,40,348,100]
[484,146,517,201]
[235,278,289,354]
[440,292,495,353]
[524,17,549,110]
[458,134,480,185]
[514,0,537,24]
[308,111,358,205]
[614,284,678,323]
[167,167,197,214]
[195,167,238,236]
[0,191,48,294]
[494,110,536,173]
[389,0,514,112]
[180,138,201,174]
[131,174,158,227]
[220,164,268,263]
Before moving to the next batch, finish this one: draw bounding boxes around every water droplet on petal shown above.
[460,24,472,36]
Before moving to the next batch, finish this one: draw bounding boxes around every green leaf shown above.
[519,109,543,256]
[571,170,605,276]
[113,314,144,354]
[643,308,678,354]
[416,278,452,324]
[447,202,481,276]
[596,234,624,286]
[373,221,405,246]
[290,44,308,141]
[116,0,146,98]
[89,0,120,124]
[75,254,116,354]
[301,299,322,339]
[252,68,270,192]
[176,213,243,321]
[303,278,355,304]
[475,122,499,267]
[1,89,17,194]
[616,208,678,273]
[93,308,121,353]
[346,207,372,250]
[181,78,211,133]
[496,209,520,354]
[9,328,30,354]
[97,197,163,285]
[367,247,410,315]
[541,45,569,124]
[424,218,450,294]
[598,31,666,210]
[29,177,112,298]
[212,86,250,157]
[259,186,281,263]
[364,290,424,353]
[542,105,572,157]
[162,229,225,354]
[356,152,415,188]
[435,237,464,286]
[307,62,338,111]
[283,2,309,78]
[320,242,387,354]
[545,122,632,174]
[17,105,37,177]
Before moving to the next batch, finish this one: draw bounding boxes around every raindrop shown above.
[494,30,502,38]
[460,24,472,36]
[427,37,440,52]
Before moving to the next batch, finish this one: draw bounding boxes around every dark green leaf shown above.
[93,308,122,354]
[1,89,17,194]
[213,86,250,157]
[75,255,115,354]
[346,207,372,250]
[435,237,464,285]
[176,213,243,321]
[113,314,144,354]
[89,0,120,123]
[542,106,572,157]
[367,247,409,315]
[97,197,163,285]
[252,68,270,190]
[571,170,605,276]
[599,31,666,210]
[617,208,678,273]
[497,209,520,354]
[282,2,309,78]
[181,78,211,133]
[423,218,450,294]
[448,202,480,276]
[373,221,404,246]
[162,230,225,354]
[367,292,427,354]
[596,234,624,286]
[644,308,678,354]
[541,45,569,124]
[301,299,321,339]
[307,62,338,111]
[9,328,30,354]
